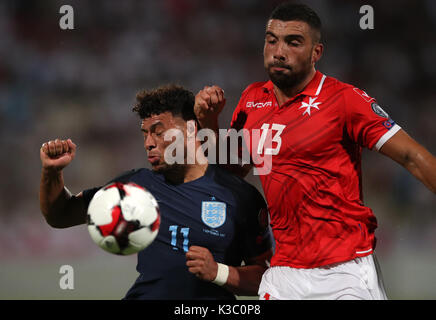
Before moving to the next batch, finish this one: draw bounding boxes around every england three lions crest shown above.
[201,201,226,229]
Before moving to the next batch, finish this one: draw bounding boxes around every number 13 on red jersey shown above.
[256,123,286,155]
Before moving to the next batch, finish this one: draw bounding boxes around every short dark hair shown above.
[132,84,196,122]
[269,2,322,42]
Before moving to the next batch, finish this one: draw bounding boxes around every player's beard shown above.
[155,143,189,184]
[267,56,313,92]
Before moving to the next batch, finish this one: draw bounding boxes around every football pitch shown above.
[0,253,258,300]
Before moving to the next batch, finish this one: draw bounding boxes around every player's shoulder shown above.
[213,164,247,184]
[323,74,376,103]
[244,81,268,91]
[109,167,149,183]
[82,168,148,206]
[212,165,263,199]
[241,81,269,96]
[321,73,350,94]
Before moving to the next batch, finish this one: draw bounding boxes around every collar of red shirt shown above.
[261,70,325,101]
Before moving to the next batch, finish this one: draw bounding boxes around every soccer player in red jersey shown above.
[194,3,436,299]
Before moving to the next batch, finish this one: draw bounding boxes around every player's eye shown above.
[265,36,277,45]
[288,40,300,47]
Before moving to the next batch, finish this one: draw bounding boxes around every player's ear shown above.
[186,119,197,135]
[311,43,323,65]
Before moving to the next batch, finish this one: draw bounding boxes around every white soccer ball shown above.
[87,182,160,255]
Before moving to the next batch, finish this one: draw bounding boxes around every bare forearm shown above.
[39,169,86,228]
[224,265,267,296]
[403,146,436,193]
[380,130,436,194]
[199,118,219,134]
[40,168,66,218]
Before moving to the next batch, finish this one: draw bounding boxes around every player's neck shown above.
[273,69,316,106]
[183,163,209,183]
[163,163,209,184]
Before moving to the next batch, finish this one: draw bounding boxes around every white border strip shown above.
[315,74,326,96]
[356,248,373,255]
[374,124,401,151]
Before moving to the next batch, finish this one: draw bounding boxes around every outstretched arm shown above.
[39,139,87,228]
[379,129,436,193]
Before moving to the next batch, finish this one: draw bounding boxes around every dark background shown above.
[0,0,435,299]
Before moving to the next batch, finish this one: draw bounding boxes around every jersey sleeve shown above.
[238,186,273,260]
[344,87,401,151]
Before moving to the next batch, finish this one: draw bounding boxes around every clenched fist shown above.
[185,245,219,282]
[40,138,77,171]
[194,85,226,130]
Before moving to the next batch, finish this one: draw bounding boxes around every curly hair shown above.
[132,84,197,121]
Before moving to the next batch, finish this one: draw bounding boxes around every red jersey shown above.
[230,71,401,268]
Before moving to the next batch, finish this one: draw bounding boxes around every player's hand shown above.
[185,245,218,282]
[194,85,226,129]
[40,138,77,171]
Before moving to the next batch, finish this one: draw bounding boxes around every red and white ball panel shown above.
[87,182,160,255]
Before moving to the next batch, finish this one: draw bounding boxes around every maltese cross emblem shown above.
[299,97,322,116]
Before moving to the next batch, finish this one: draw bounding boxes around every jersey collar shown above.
[151,163,214,184]
[262,70,326,99]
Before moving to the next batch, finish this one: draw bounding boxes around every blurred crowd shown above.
[0,0,435,268]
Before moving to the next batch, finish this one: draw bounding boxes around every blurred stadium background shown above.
[1,0,435,299]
